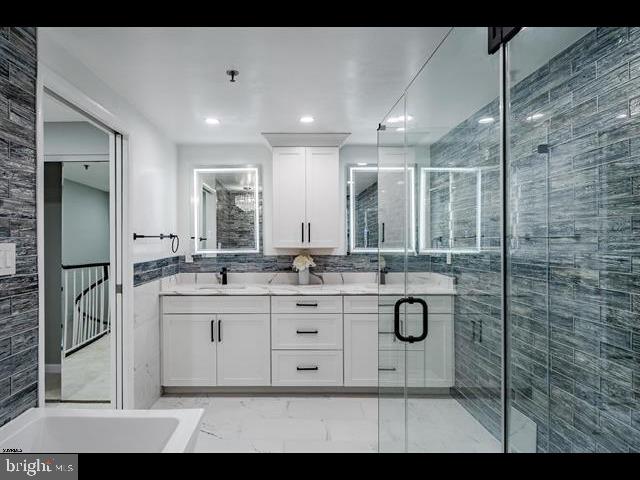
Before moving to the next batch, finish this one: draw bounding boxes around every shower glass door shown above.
[506,27,640,453]
[378,27,503,453]
[378,96,411,452]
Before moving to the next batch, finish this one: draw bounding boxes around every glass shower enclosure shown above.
[377,26,640,453]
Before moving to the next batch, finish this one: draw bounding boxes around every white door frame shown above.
[36,60,132,409]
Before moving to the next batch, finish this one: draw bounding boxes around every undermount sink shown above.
[197,284,246,290]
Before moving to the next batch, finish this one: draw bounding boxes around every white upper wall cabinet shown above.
[272,147,307,248]
[272,146,340,249]
[305,147,340,248]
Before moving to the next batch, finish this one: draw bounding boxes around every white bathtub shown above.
[0,408,204,453]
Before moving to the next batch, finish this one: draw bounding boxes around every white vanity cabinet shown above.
[344,295,454,388]
[343,296,378,386]
[271,295,344,386]
[161,296,270,387]
[162,315,217,386]
[272,147,340,249]
[161,292,454,390]
[216,314,271,386]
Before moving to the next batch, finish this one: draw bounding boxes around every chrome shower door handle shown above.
[393,296,428,343]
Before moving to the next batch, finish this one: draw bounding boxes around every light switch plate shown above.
[0,243,16,276]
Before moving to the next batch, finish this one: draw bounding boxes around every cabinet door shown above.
[272,147,307,248]
[344,314,378,386]
[305,147,340,248]
[162,315,216,386]
[423,314,454,387]
[216,314,271,386]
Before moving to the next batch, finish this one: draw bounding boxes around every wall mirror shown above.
[348,165,415,253]
[193,167,260,254]
[419,166,497,254]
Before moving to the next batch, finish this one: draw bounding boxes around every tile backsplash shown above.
[133,252,437,287]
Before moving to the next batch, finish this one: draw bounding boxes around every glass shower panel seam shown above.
[403,95,409,453]
[500,43,509,454]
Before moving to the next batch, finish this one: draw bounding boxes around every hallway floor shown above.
[45,334,111,403]
[151,395,500,453]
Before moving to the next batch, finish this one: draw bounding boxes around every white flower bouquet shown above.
[292,254,315,272]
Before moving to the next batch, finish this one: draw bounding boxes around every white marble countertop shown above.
[159,283,455,296]
[158,272,456,296]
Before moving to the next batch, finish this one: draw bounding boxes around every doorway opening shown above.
[42,89,123,408]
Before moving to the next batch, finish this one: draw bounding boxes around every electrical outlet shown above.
[0,243,16,276]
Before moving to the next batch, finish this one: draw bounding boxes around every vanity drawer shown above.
[162,295,269,314]
[343,295,378,314]
[271,350,343,386]
[378,295,452,314]
[378,350,425,387]
[272,313,342,349]
[271,296,342,314]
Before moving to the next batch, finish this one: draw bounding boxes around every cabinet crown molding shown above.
[262,132,350,147]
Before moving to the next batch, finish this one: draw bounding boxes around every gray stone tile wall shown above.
[0,26,38,425]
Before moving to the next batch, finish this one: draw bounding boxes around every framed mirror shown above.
[419,166,496,254]
[348,165,415,253]
[193,167,260,254]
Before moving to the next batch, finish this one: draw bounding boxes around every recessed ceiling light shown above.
[357,162,368,166]
[478,117,495,124]
[205,118,220,125]
[617,113,628,119]
[300,116,314,123]
[396,127,405,132]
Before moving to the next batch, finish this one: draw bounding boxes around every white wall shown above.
[61,179,110,265]
[178,143,378,257]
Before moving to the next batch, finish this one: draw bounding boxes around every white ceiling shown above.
[40,27,451,146]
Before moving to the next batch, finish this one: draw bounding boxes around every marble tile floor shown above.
[53,334,111,402]
[151,395,500,453]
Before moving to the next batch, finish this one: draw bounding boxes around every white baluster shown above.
[63,270,68,352]
[100,266,105,334]
[94,266,99,337]
[89,267,94,340]
[72,270,78,347]
[88,267,92,340]
[81,268,85,344]
[106,265,111,331]
[91,266,96,339]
